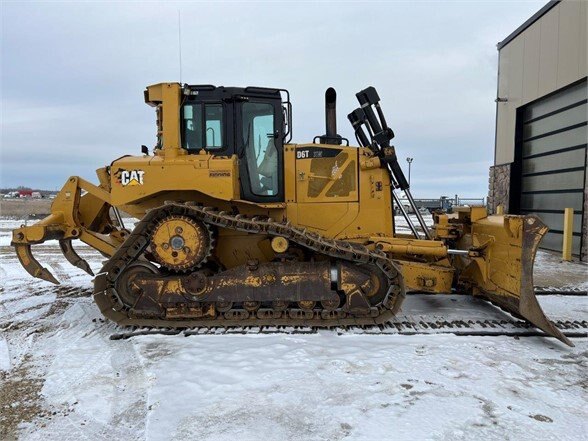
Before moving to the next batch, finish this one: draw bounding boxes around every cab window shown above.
[182,103,223,151]
[241,102,277,196]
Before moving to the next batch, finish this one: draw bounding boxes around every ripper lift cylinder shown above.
[351,86,432,239]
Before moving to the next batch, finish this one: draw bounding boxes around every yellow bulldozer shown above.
[11,83,571,345]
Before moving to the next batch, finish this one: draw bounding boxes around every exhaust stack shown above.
[319,87,342,145]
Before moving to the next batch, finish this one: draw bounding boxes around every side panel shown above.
[346,162,394,239]
[297,202,358,234]
[285,144,393,239]
[109,154,240,205]
[294,144,358,204]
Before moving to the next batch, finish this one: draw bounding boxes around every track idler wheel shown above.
[115,261,160,306]
[361,265,388,306]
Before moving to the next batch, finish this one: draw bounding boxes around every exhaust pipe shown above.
[325,87,337,140]
[319,87,342,145]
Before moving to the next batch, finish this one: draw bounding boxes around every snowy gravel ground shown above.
[534,251,588,291]
[1,217,587,441]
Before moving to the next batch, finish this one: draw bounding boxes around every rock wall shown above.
[487,164,511,214]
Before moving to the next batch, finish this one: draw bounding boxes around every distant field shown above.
[0,199,52,217]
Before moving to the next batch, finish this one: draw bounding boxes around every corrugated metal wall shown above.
[517,80,587,255]
[495,0,587,165]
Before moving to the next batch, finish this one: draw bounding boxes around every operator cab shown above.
[180,85,291,203]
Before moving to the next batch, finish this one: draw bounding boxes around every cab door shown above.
[238,100,284,203]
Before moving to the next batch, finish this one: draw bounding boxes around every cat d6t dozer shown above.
[12,83,571,346]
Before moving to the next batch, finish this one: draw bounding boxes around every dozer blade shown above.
[14,243,60,285]
[59,239,94,276]
[463,214,572,347]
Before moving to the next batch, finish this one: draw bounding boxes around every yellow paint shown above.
[395,260,454,293]
[151,217,205,268]
[295,145,358,203]
[271,236,289,253]
[281,275,303,285]
[244,274,276,287]
[372,237,448,258]
[562,207,573,261]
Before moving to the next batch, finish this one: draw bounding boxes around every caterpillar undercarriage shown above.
[11,83,572,346]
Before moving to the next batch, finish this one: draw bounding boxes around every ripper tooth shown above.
[59,239,94,276]
[13,243,60,285]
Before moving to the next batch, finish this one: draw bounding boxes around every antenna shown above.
[178,9,183,84]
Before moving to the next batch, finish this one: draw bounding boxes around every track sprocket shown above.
[150,215,213,272]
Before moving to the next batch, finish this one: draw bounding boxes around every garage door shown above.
[518,79,587,255]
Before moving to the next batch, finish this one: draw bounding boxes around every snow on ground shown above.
[534,251,588,291]
[394,213,433,235]
[1,217,587,440]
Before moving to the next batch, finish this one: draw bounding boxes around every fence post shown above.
[562,207,573,261]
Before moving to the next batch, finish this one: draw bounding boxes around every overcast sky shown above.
[1,0,546,197]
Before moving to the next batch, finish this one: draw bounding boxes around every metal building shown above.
[489,0,587,260]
